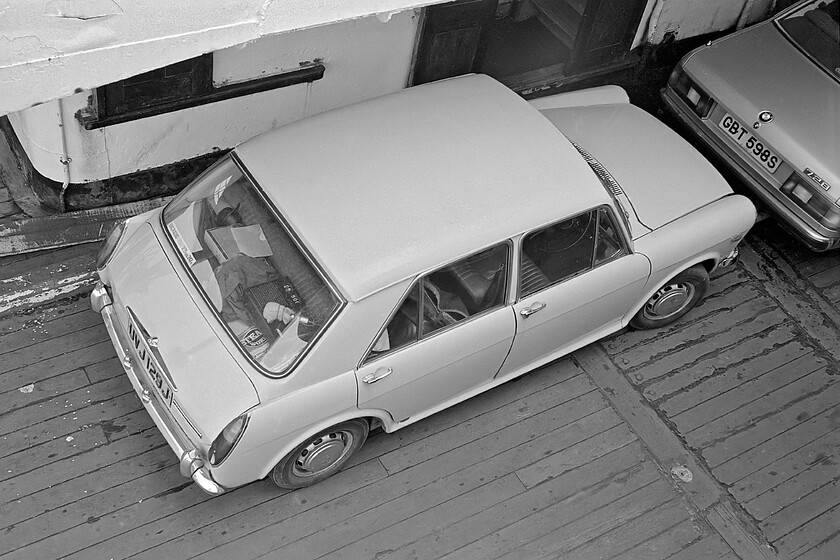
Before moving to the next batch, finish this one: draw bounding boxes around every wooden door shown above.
[412,0,498,85]
[568,0,648,72]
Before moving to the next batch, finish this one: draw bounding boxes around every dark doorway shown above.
[413,0,648,91]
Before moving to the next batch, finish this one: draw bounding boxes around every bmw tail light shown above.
[670,68,714,119]
[781,173,840,230]
[96,219,127,270]
[209,414,249,466]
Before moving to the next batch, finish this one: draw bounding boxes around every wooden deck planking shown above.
[494,479,679,559]
[744,448,840,522]
[641,323,799,403]
[438,455,664,560]
[686,366,835,451]
[713,403,840,486]
[190,387,625,560]
[731,427,840,504]
[602,257,840,557]
[602,266,750,356]
[0,375,137,441]
[759,478,840,542]
[266,474,527,560]
[562,499,697,560]
[701,380,840,468]
[352,443,652,560]
[659,340,812,418]
[0,339,116,395]
[666,533,741,560]
[0,303,101,355]
[65,366,581,560]
[7,357,676,560]
[671,352,822,434]
[618,519,706,560]
[624,307,787,387]
[615,285,768,370]
[6,246,839,558]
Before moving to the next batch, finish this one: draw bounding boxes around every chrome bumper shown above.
[718,246,739,269]
[90,281,225,496]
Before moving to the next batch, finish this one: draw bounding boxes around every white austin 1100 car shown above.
[91,75,756,495]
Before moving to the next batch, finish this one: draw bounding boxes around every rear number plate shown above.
[719,113,780,174]
[127,313,174,407]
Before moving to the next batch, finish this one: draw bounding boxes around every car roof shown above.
[236,74,610,301]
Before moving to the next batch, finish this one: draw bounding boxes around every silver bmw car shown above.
[663,0,840,251]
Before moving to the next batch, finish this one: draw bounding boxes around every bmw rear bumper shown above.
[90,281,226,495]
[661,87,839,252]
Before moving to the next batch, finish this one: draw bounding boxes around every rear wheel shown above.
[630,265,709,330]
[270,419,368,489]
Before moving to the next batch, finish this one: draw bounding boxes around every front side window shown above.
[163,155,341,375]
[368,244,509,360]
[520,207,626,298]
[777,0,840,78]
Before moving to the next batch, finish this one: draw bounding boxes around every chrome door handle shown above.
[362,367,393,384]
[520,301,546,317]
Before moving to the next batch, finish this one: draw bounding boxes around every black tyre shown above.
[270,419,368,489]
[630,265,709,330]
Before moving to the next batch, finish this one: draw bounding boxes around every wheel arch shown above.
[255,409,391,481]
[622,255,717,328]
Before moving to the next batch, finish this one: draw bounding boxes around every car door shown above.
[496,207,650,378]
[356,243,516,423]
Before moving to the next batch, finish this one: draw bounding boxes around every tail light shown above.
[96,219,127,269]
[669,68,714,119]
[781,172,840,230]
[209,414,249,466]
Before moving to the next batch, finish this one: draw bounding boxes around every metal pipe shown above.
[56,98,71,212]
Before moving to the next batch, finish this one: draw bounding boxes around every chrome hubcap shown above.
[643,282,694,320]
[293,431,353,477]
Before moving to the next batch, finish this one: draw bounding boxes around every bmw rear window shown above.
[777,0,840,78]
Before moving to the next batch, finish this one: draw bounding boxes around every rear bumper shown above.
[661,87,840,252]
[90,281,226,496]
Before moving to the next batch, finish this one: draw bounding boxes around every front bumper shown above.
[661,87,840,252]
[90,281,226,496]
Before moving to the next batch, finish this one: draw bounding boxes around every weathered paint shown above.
[0,0,449,117]
[5,0,782,191]
[7,11,420,184]
[642,0,777,44]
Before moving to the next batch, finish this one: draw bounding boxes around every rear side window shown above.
[520,207,626,298]
[368,243,509,360]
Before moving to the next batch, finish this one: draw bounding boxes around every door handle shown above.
[362,367,393,384]
[520,301,546,317]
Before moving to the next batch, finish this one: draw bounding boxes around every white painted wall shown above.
[0,0,449,117]
[8,10,420,184]
[636,0,777,46]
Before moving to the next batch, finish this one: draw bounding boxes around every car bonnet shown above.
[107,221,259,444]
[683,21,840,201]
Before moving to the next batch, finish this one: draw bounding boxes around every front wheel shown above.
[270,419,368,490]
[630,265,709,330]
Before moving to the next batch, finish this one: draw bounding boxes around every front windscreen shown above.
[162,155,341,375]
[777,0,840,78]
